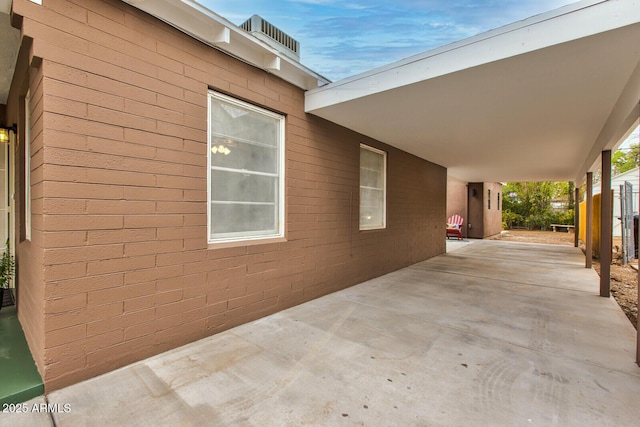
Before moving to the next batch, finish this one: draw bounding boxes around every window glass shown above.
[360,144,386,230]
[208,92,284,243]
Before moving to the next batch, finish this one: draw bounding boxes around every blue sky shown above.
[199,0,578,81]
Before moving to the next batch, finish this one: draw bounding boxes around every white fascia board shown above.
[306,0,639,112]
[122,0,330,90]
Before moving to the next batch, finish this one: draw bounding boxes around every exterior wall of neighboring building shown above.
[467,183,484,238]
[8,0,447,390]
[592,167,638,237]
[483,182,503,238]
[446,175,467,237]
[450,181,502,239]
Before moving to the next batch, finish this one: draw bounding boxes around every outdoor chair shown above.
[446,215,464,240]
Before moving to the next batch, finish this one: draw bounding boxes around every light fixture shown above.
[0,124,16,144]
[211,144,231,155]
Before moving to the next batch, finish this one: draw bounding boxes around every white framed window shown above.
[25,90,31,241]
[207,91,285,244]
[0,141,8,244]
[359,144,386,230]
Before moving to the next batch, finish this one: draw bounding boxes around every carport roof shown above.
[305,0,640,184]
[4,1,639,184]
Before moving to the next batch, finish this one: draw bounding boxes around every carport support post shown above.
[600,150,612,298]
[574,186,579,248]
[585,172,593,269]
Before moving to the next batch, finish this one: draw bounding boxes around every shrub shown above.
[523,209,574,230]
[502,209,523,229]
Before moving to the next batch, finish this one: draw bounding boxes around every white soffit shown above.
[0,5,20,105]
[305,0,640,184]
[0,0,12,14]
[122,0,330,90]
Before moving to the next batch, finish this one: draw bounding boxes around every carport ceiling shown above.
[305,0,640,184]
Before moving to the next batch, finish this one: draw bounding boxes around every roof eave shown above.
[121,0,330,91]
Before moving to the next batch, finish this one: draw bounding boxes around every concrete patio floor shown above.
[3,239,640,426]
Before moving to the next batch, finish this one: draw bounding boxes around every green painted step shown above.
[0,304,44,405]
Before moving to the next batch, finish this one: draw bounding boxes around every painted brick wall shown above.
[15,59,47,376]
[13,0,446,390]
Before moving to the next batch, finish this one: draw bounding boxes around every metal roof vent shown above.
[240,15,300,61]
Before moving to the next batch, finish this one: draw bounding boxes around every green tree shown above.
[612,143,639,175]
[502,181,572,230]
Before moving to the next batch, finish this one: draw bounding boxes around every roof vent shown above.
[240,15,300,61]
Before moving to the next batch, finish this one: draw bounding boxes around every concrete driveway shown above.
[5,240,640,426]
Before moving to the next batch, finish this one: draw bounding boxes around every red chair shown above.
[446,215,464,240]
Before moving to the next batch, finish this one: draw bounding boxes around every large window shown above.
[359,144,386,230]
[207,91,285,244]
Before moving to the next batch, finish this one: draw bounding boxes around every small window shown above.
[488,189,491,210]
[207,91,285,244]
[497,192,500,210]
[360,144,386,230]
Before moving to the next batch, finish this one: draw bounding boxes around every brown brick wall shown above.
[12,0,446,390]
